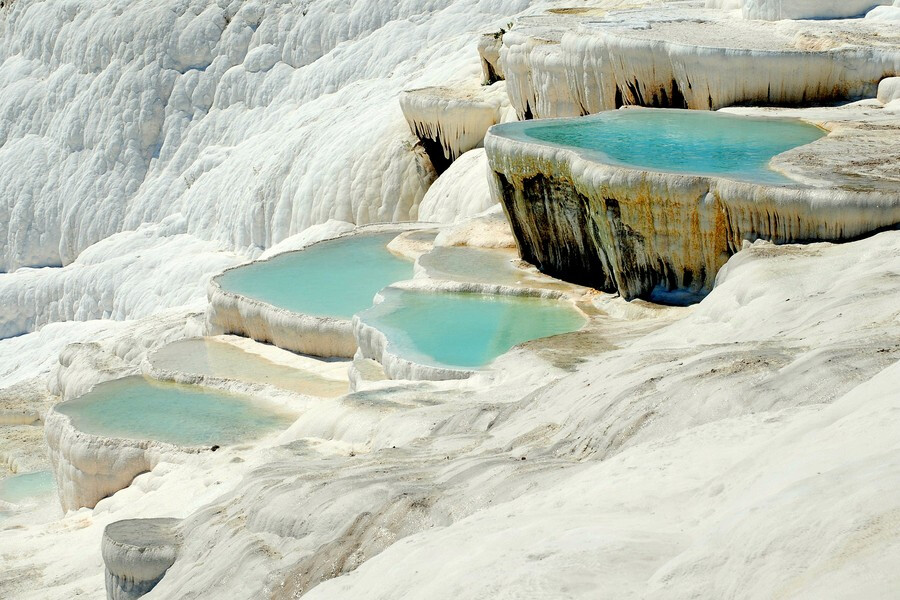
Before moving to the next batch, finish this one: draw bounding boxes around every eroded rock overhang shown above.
[500,6,900,119]
[399,83,511,174]
[485,106,900,301]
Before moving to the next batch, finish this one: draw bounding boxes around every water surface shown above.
[0,471,56,505]
[151,339,347,398]
[495,109,825,184]
[56,377,294,446]
[218,233,413,318]
[358,289,585,369]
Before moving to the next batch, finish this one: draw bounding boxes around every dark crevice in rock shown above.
[416,135,452,175]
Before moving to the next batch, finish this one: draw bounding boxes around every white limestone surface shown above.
[2,229,899,599]
[0,216,240,339]
[417,149,496,223]
[0,0,559,273]
[400,82,513,171]
[879,77,900,104]
[2,1,899,598]
[867,3,900,21]
[477,31,506,83]
[44,406,188,512]
[87,232,900,599]
[499,5,900,118]
[102,518,181,600]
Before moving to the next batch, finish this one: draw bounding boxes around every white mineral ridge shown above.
[500,5,900,119]
[878,77,900,104]
[3,229,897,599]
[2,1,899,598]
[867,3,900,21]
[400,81,513,166]
[0,215,240,339]
[0,0,546,273]
[0,320,121,388]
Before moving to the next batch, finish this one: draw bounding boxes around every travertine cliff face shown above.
[485,107,900,301]
[499,7,900,120]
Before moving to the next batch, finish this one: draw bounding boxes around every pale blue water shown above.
[0,471,56,504]
[56,377,294,446]
[495,109,825,184]
[218,233,414,318]
[358,289,586,369]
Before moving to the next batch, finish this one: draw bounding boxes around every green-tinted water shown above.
[218,233,413,318]
[358,289,586,369]
[56,377,294,447]
[0,471,56,504]
[494,109,825,184]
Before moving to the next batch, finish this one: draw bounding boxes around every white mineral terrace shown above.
[206,224,423,358]
[721,0,899,21]
[499,4,900,118]
[399,83,513,173]
[2,0,900,598]
[102,518,181,600]
[485,102,900,299]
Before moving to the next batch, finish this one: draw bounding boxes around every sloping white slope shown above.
[0,232,880,600]
[0,0,540,272]
[0,216,240,339]
[417,149,495,222]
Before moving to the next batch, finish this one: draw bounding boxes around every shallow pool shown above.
[151,338,348,398]
[358,289,586,369]
[56,377,295,447]
[0,471,56,505]
[217,232,414,319]
[494,109,825,184]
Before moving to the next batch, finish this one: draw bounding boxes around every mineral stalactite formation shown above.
[499,7,900,120]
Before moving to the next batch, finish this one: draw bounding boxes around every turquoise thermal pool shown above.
[217,232,414,319]
[56,377,294,447]
[492,108,825,184]
[358,289,586,369]
[0,471,56,505]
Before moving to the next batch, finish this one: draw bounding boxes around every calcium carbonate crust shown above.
[399,82,512,174]
[44,406,194,512]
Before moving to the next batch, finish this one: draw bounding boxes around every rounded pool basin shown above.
[217,232,414,319]
[492,108,826,184]
[0,470,56,505]
[55,377,295,447]
[358,288,586,369]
